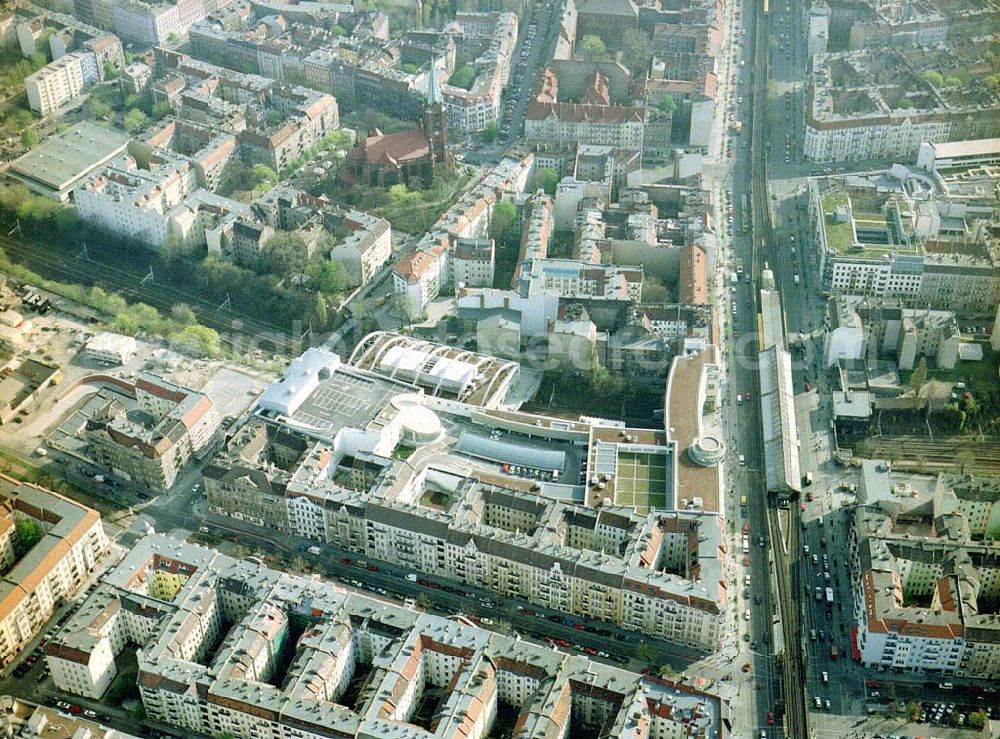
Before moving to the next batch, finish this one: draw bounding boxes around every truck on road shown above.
[406,573,418,582]
[307,546,322,556]
[825,587,834,603]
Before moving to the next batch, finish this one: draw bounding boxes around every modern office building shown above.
[808,169,1000,315]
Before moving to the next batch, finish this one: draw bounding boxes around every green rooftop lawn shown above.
[821,192,854,254]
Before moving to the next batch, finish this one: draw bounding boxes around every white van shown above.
[739,454,746,466]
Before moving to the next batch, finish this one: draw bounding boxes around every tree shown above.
[641,276,669,303]
[968,709,986,729]
[481,120,499,143]
[920,70,944,88]
[122,107,147,132]
[15,518,44,554]
[943,75,962,87]
[251,164,278,190]
[448,65,476,90]
[262,231,309,275]
[909,357,927,402]
[657,95,677,115]
[152,100,173,120]
[20,129,37,148]
[308,259,346,296]
[88,98,112,120]
[331,24,347,37]
[313,291,329,328]
[170,303,197,326]
[635,642,659,669]
[103,61,119,80]
[579,34,607,61]
[534,166,559,195]
[170,324,221,357]
[658,663,679,680]
[388,183,413,204]
[489,200,519,248]
[905,701,922,722]
[621,28,652,75]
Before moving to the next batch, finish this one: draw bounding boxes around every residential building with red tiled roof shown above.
[86,373,222,491]
[679,242,710,305]
[852,464,1000,680]
[0,476,109,668]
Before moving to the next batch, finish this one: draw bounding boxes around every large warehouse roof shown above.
[7,122,129,200]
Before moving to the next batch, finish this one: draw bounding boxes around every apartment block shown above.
[25,50,96,116]
[805,45,1000,163]
[436,12,517,133]
[74,152,250,251]
[512,191,552,287]
[525,62,646,150]
[391,154,534,318]
[850,462,1000,680]
[0,697,140,738]
[84,372,221,491]
[450,238,495,289]
[326,207,392,288]
[0,475,109,668]
[393,238,450,320]
[879,306,960,371]
[110,0,207,45]
[46,533,724,737]
[517,258,643,302]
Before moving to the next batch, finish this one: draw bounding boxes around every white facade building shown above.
[86,332,138,365]
[25,51,96,116]
[74,154,248,251]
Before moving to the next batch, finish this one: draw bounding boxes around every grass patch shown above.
[899,346,999,390]
[821,191,855,254]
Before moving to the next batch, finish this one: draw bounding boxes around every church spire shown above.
[427,58,442,106]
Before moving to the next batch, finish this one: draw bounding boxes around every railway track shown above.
[745,0,809,735]
[0,232,303,357]
[851,436,1000,474]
